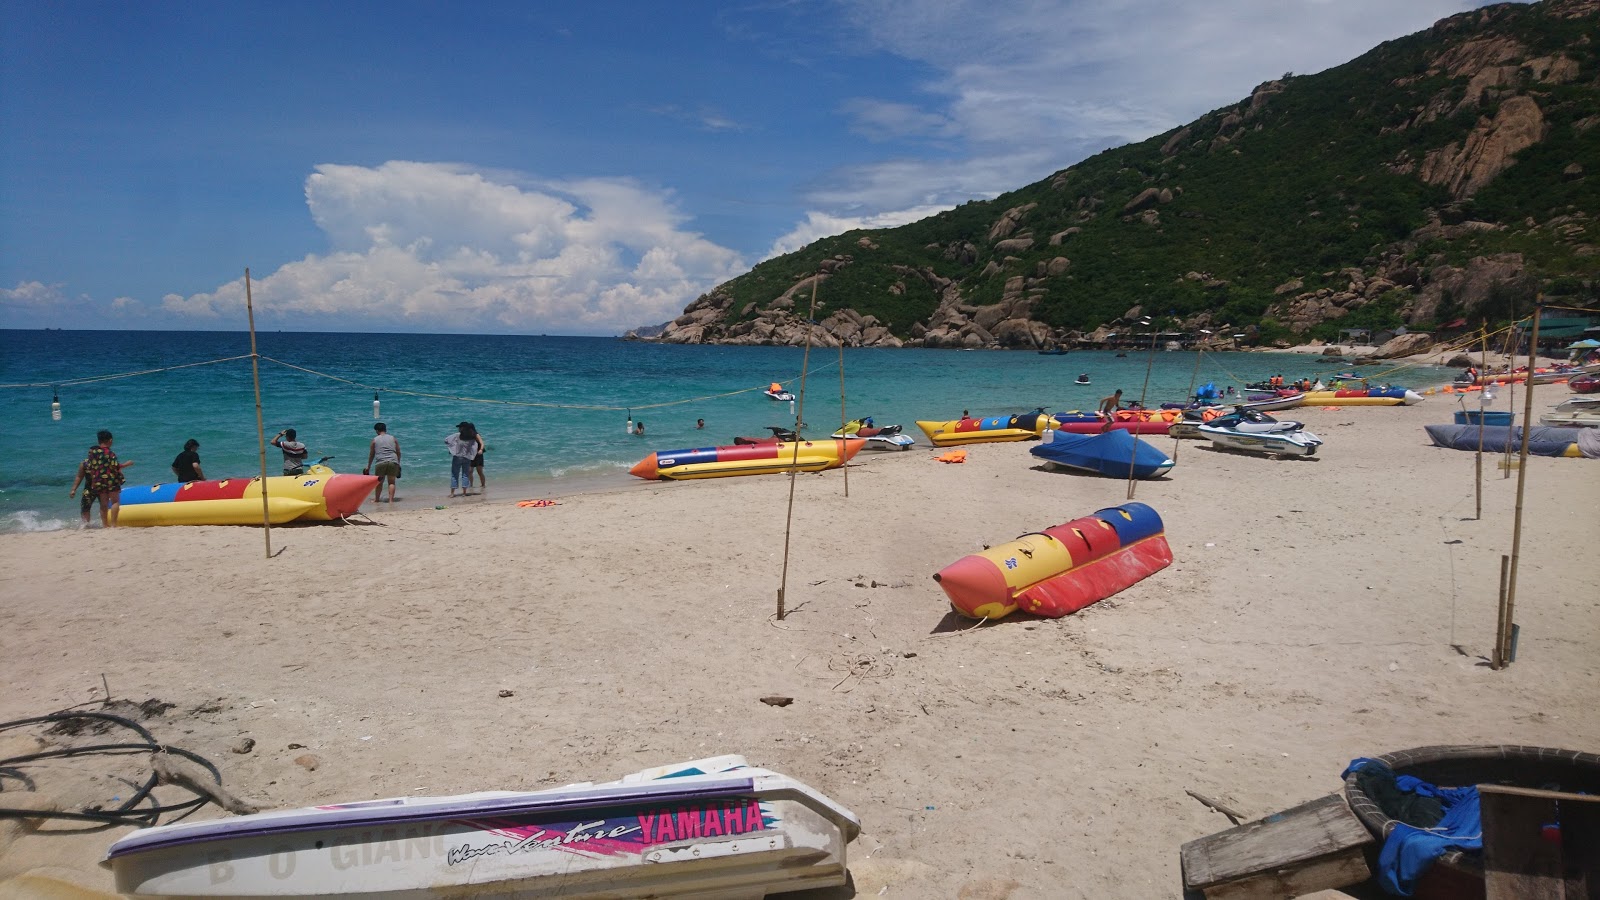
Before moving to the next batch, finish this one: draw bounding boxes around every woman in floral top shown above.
[81,430,133,527]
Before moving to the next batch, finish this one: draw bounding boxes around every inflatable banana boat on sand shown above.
[916,411,1051,447]
[630,439,864,480]
[117,464,377,527]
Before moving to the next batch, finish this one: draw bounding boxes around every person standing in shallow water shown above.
[470,425,487,491]
[366,422,401,503]
[81,430,133,527]
[68,458,99,527]
[445,422,480,498]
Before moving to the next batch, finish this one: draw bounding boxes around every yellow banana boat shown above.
[916,410,1051,447]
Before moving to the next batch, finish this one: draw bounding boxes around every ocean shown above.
[0,330,1450,532]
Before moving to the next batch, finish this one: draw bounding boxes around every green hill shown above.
[646,0,1599,348]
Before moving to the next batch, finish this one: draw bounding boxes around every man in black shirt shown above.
[171,439,204,482]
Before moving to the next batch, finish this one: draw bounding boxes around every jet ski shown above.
[105,754,860,899]
[1166,406,1225,439]
[1075,374,1091,385]
[733,425,798,445]
[764,382,796,402]
[831,416,914,451]
[1196,406,1323,457]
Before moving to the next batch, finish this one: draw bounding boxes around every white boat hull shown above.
[1239,392,1305,412]
[1199,426,1323,457]
[106,757,859,899]
[832,432,914,450]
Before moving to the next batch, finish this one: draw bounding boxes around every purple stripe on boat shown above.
[106,776,757,859]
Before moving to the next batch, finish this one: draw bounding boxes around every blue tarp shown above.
[1343,758,1482,896]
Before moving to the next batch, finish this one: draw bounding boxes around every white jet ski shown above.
[104,755,860,899]
[831,416,915,450]
[1197,406,1323,457]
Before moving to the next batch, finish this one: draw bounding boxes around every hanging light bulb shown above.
[373,391,381,419]
[51,388,62,422]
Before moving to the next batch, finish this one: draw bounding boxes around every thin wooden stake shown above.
[245,269,272,559]
[1493,554,1511,669]
[1475,323,1487,520]
[1499,300,1541,667]
[1170,347,1205,463]
[838,339,849,498]
[776,274,821,621]
[1127,322,1158,500]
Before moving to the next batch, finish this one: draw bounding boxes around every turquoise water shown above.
[0,330,1450,531]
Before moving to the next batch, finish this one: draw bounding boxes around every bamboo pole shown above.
[776,274,821,621]
[838,339,849,498]
[1127,320,1158,500]
[245,269,272,559]
[1475,323,1487,520]
[1171,346,1204,463]
[1497,300,1541,666]
[1492,554,1510,669]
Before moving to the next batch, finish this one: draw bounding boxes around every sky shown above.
[0,0,1513,335]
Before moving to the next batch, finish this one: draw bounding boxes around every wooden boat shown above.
[105,755,861,899]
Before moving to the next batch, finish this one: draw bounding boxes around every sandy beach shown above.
[2,393,1597,898]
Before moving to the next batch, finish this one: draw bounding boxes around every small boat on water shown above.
[105,755,861,899]
[630,439,864,479]
[1075,374,1091,385]
[117,462,376,527]
[1031,429,1174,479]
[1037,347,1069,355]
[763,382,796,402]
[831,417,915,451]
[916,410,1051,447]
[1198,407,1323,457]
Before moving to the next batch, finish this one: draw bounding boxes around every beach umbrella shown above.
[1565,338,1600,349]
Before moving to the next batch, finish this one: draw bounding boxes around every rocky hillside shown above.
[639,0,1599,350]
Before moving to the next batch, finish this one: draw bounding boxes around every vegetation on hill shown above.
[649,0,1599,348]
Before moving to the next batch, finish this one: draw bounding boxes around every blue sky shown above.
[1,0,1507,335]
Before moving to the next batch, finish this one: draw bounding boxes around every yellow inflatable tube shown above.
[916,410,1050,447]
[117,497,319,527]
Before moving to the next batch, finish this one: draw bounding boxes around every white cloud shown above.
[165,162,746,333]
[779,0,1508,244]
[766,204,957,259]
[840,98,957,141]
[0,280,67,309]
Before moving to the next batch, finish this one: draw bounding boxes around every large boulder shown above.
[1411,253,1531,323]
[993,319,1054,349]
[1372,332,1434,359]
[1420,95,1547,198]
[1122,188,1161,214]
